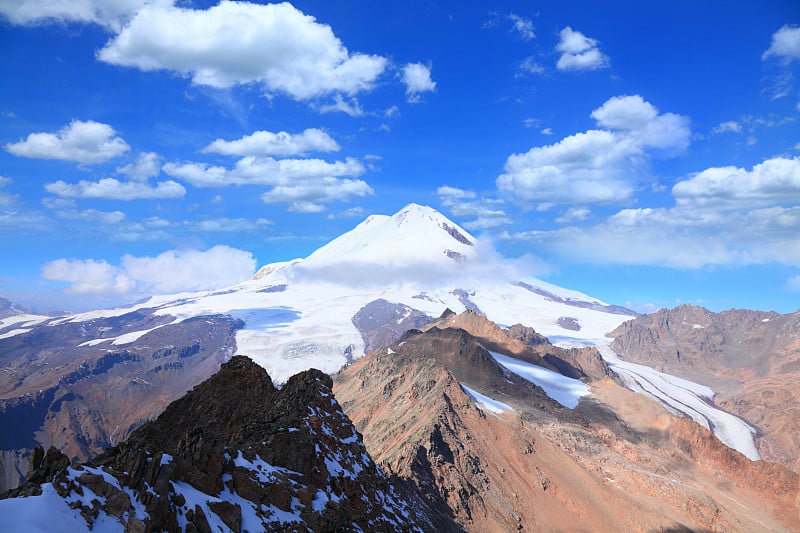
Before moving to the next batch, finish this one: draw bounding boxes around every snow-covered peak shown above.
[301,203,476,269]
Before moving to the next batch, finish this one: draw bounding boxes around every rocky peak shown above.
[1,356,429,532]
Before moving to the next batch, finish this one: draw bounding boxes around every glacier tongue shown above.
[595,343,761,461]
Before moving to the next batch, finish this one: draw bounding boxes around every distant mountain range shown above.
[1,204,799,531]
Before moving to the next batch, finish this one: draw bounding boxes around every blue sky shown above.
[0,0,799,314]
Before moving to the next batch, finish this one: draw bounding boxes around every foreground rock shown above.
[0,356,428,532]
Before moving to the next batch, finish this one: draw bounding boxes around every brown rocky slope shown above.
[334,313,800,532]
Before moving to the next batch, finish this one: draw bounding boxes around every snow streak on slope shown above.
[596,343,761,460]
[461,385,514,414]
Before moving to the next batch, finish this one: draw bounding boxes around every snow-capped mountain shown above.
[0,203,769,486]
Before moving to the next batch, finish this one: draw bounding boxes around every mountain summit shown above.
[300,203,477,270]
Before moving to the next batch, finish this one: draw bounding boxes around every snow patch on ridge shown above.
[461,384,514,414]
[490,351,589,408]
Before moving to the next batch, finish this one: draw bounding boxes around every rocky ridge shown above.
[1,356,428,532]
[334,311,800,532]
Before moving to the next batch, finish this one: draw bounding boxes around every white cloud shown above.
[402,62,436,103]
[97,2,387,100]
[5,120,130,164]
[519,56,545,75]
[42,258,134,295]
[712,121,742,134]
[762,25,800,61]
[437,185,511,230]
[0,0,173,31]
[163,156,365,187]
[498,129,639,204]
[436,185,476,200]
[117,152,161,180]
[505,205,800,269]
[540,127,553,135]
[672,157,800,209]
[555,207,590,224]
[556,27,609,71]
[590,94,690,151]
[508,13,535,40]
[53,207,126,224]
[260,177,374,212]
[42,245,256,295]
[45,178,186,200]
[187,217,273,233]
[0,176,18,206]
[497,95,690,205]
[316,95,366,117]
[504,156,800,269]
[202,128,339,157]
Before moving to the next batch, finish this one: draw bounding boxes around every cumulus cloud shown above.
[762,25,800,61]
[45,178,186,200]
[402,63,436,103]
[117,152,161,180]
[519,57,545,76]
[556,27,609,71]
[0,0,173,31]
[261,178,374,213]
[42,245,256,295]
[202,128,339,157]
[504,156,800,269]
[97,2,387,100]
[672,157,800,209]
[496,95,690,205]
[5,120,130,164]
[163,156,365,187]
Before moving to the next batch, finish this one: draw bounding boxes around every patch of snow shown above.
[762,318,771,323]
[78,338,112,347]
[159,453,173,466]
[461,384,514,414]
[0,483,100,532]
[490,351,589,409]
[692,324,704,329]
[0,328,31,340]
[596,342,761,460]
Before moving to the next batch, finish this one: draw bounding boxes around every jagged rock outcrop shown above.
[334,314,800,532]
[610,304,800,471]
[425,309,610,381]
[0,356,429,532]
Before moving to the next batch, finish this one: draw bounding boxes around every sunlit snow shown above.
[490,351,589,408]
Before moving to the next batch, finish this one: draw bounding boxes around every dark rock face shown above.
[0,312,243,491]
[1,357,429,532]
[352,299,432,353]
